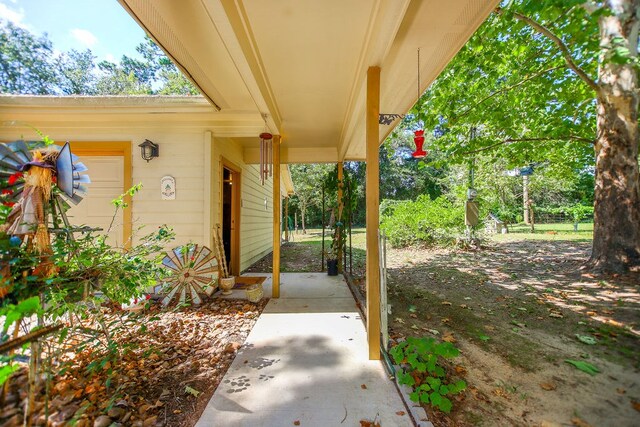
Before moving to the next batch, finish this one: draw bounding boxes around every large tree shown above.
[0,22,57,94]
[414,0,638,272]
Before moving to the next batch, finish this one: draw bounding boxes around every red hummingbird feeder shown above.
[412,129,427,158]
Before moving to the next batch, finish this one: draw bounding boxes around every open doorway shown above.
[220,161,241,276]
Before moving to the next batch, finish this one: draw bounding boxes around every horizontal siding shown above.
[0,126,207,249]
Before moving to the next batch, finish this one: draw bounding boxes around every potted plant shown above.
[325,222,344,276]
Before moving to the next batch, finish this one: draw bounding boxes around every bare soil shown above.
[382,240,640,427]
[0,298,267,427]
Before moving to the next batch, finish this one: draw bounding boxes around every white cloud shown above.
[0,2,27,28]
[104,53,115,62]
[70,28,98,49]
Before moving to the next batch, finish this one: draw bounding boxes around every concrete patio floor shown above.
[196,273,414,427]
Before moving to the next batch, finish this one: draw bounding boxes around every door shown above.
[220,161,241,275]
[65,156,125,246]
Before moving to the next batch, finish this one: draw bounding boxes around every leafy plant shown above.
[565,359,600,376]
[381,195,465,247]
[390,337,466,413]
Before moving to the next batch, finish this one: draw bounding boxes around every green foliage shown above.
[390,337,466,413]
[288,164,333,230]
[0,296,41,332]
[564,359,600,375]
[0,22,198,96]
[380,195,464,247]
[0,21,57,94]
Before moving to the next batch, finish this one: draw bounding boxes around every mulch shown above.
[0,297,268,427]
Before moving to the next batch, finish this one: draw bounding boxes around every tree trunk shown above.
[589,1,640,272]
[301,206,307,234]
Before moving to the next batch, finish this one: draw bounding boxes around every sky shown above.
[0,0,146,62]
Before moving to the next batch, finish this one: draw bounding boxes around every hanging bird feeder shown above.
[412,48,428,159]
[412,129,427,158]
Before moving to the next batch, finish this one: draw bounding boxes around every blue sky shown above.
[0,0,146,62]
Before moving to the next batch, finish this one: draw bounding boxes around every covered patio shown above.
[117,0,499,359]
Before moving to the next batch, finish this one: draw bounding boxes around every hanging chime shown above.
[259,132,273,185]
[412,48,428,159]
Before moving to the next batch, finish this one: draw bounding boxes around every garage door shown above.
[65,156,124,246]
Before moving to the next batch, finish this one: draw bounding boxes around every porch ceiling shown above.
[118,0,498,163]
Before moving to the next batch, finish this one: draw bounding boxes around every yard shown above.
[262,225,640,427]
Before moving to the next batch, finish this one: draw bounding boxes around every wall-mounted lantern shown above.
[138,139,159,162]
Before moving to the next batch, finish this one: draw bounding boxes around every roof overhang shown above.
[118,0,498,162]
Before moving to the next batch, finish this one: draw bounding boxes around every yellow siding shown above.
[1,117,287,272]
[211,136,281,272]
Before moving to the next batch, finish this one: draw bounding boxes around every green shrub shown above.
[390,337,466,413]
[380,195,464,247]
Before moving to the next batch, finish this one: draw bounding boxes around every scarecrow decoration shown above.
[0,141,90,273]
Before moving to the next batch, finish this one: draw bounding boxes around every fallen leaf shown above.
[428,329,440,335]
[539,382,556,391]
[441,317,451,324]
[394,317,405,324]
[459,304,468,309]
[396,411,406,416]
[586,311,597,316]
[409,313,417,319]
[293,421,300,426]
[454,365,467,375]
[360,420,381,427]
[571,416,593,427]
[361,384,367,389]
[632,401,640,412]
[616,388,625,395]
[185,386,201,397]
[565,359,600,376]
[576,334,597,345]
[442,301,452,306]
[492,387,509,399]
[549,312,564,319]
[443,331,456,343]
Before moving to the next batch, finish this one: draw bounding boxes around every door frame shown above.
[60,141,133,246]
[219,156,241,276]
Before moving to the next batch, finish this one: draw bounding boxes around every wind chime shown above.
[412,48,427,159]
[259,117,273,185]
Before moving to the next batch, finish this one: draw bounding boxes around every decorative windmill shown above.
[0,141,90,255]
[160,244,219,306]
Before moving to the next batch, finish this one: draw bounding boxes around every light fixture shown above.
[138,139,159,162]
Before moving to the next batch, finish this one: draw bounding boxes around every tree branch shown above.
[498,8,600,94]
[454,66,563,120]
[461,135,595,156]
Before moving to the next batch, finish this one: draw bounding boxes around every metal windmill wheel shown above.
[160,244,219,306]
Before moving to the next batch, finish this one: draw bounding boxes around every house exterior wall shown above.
[0,99,291,272]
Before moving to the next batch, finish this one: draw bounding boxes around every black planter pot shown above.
[327,259,338,276]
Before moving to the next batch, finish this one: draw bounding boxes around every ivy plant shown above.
[390,337,466,413]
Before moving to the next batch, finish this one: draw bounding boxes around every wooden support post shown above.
[337,161,344,273]
[272,136,281,298]
[366,66,381,360]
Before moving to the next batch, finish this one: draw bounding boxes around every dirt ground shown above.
[254,230,640,426]
[382,240,640,427]
[0,298,267,427]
